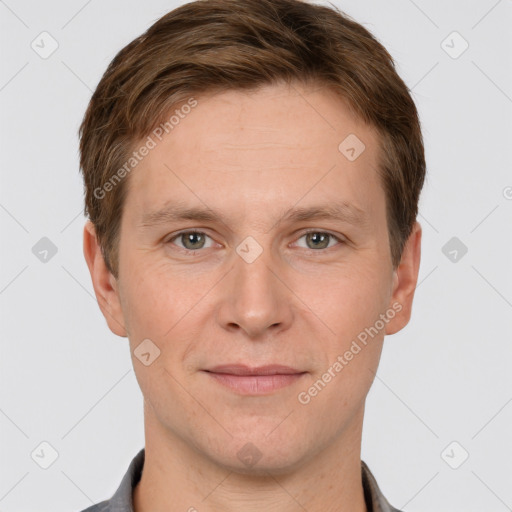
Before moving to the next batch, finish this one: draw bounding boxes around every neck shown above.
[133,404,368,512]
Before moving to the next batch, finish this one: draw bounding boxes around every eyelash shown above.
[165,229,345,255]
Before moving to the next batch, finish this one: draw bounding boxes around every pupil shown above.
[308,233,328,249]
[184,232,204,249]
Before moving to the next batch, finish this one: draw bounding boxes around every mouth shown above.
[206,364,305,376]
[202,364,307,395]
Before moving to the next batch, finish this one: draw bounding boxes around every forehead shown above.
[164,83,376,161]
[124,82,384,224]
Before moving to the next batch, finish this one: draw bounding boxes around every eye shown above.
[293,230,344,251]
[166,231,216,252]
[165,229,344,254]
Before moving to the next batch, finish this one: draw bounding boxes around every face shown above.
[84,81,421,474]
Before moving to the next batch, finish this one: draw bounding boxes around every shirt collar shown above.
[361,460,403,512]
[93,448,402,512]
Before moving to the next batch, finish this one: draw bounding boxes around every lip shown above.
[203,365,307,395]
[206,364,303,375]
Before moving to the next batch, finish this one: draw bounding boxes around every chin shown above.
[199,430,310,477]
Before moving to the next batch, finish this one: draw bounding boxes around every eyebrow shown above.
[138,200,369,231]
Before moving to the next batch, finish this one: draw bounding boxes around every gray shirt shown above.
[79,448,402,512]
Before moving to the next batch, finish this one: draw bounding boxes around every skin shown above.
[84,81,421,512]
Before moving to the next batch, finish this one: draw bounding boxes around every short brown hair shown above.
[79,0,426,278]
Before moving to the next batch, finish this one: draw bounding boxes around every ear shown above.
[385,221,422,336]
[83,220,127,337]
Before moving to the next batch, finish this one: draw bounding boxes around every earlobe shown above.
[83,221,128,337]
[385,221,422,336]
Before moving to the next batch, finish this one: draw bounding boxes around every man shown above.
[79,0,424,510]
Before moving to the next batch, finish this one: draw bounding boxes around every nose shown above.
[215,241,294,339]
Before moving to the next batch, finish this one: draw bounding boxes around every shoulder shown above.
[76,499,111,512]
[75,447,145,512]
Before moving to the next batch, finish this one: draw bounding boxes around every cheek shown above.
[120,263,181,342]
[122,262,213,372]
[302,261,390,338]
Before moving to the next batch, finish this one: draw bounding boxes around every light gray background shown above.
[1,0,511,511]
